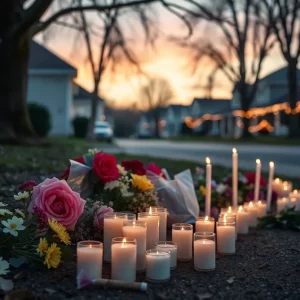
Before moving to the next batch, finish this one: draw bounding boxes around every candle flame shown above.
[223,213,227,225]
[181,227,184,231]
[121,238,127,248]
[232,148,237,154]
[149,207,152,216]
[282,197,287,202]
[238,206,243,212]
[284,186,288,191]
[275,178,280,183]
[249,201,253,207]
[293,189,298,194]
[205,216,208,221]
[256,159,261,164]
[269,161,274,167]
[206,157,210,164]
[258,200,262,205]
[228,206,232,213]
[89,244,92,249]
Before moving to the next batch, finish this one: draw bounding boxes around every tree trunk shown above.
[87,80,100,140]
[242,117,252,138]
[287,62,299,137]
[0,35,36,144]
[238,90,252,138]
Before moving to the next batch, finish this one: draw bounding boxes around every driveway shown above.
[116,139,300,178]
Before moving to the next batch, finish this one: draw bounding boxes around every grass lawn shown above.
[170,135,300,146]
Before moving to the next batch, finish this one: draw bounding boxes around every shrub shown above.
[28,103,51,137]
[73,116,89,138]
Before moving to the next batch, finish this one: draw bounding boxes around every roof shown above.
[192,98,231,114]
[29,41,77,75]
[73,84,103,102]
[260,66,300,83]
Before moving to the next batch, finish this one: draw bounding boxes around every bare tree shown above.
[172,0,275,137]
[140,77,174,138]
[261,0,300,137]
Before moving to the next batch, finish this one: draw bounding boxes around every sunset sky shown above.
[37,3,287,109]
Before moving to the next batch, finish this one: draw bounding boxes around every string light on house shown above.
[248,120,274,133]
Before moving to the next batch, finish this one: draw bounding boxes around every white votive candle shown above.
[123,220,147,272]
[290,190,300,211]
[245,201,258,227]
[77,241,103,279]
[277,197,288,213]
[145,249,170,282]
[219,213,237,240]
[147,207,167,241]
[194,233,216,271]
[111,237,136,282]
[217,219,235,255]
[257,200,267,218]
[236,206,249,234]
[103,212,127,262]
[138,210,159,250]
[172,223,193,261]
[156,241,177,270]
[196,216,215,233]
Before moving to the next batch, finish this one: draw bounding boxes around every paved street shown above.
[115,139,300,178]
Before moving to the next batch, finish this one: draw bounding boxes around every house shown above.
[28,41,77,136]
[164,105,190,136]
[73,84,103,122]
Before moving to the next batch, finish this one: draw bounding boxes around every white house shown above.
[164,105,190,136]
[28,41,77,136]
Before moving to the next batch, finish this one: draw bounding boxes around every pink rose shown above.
[94,206,114,230]
[28,178,86,231]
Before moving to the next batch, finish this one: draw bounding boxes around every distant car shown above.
[94,121,113,142]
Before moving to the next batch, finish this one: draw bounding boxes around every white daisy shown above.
[14,208,25,218]
[0,202,7,207]
[0,257,9,275]
[0,209,12,216]
[104,180,120,191]
[1,216,25,236]
[14,191,29,201]
[117,164,127,176]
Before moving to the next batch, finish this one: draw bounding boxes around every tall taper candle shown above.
[266,162,275,212]
[254,159,261,202]
[205,157,212,217]
[232,148,238,208]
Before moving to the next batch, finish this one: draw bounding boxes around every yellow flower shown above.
[200,186,206,197]
[48,219,71,245]
[44,243,61,269]
[37,238,48,257]
[131,174,154,192]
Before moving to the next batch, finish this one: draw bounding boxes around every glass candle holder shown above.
[103,212,127,262]
[155,241,177,270]
[217,221,235,255]
[256,200,267,218]
[122,220,147,272]
[77,241,103,279]
[236,206,249,235]
[194,233,216,272]
[111,237,137,282]
[196,216,215,233]
[147,207,168,241]
[145,249,170,282]
[138,212,159,250]
[244,201,258,227]
[172,223,193,261]
[219,214,237,240]
[277,197,288,213]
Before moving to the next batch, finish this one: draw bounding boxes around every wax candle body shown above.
[217,226,235,254]
[266,163,275,212]
[205,159,212,217]
[111,243,136,282]
[256,201,267,218]
[156,244,177,269]
[246,205,258,227]
[138,215,159,249]
[196,219,215,233]
[194,239,215,271]
[236,210,249,234]
[290,192,300,211]
[146,252,170,282]
[123,226,147,272]
[77,247,103,279]
[172,229,193,261]
[277,198,288,213]
[104,217,126,262]
[254,160,261,202]
[232,149,238,208]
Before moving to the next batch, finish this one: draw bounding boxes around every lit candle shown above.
[194,233,216,271]
[156,241,177,270]
[219,213,237,240]
[256,200,267,218]
[205,157,212,217]
[236,206,249,234]
[172,224,193,261]
[232,148,238,208]
[216,215,235,255]
[123,221,147,272]
[289,190,300,211]
[103,213,127,262]
[195,216,215,233]
[77,241,103,279]
[147,207,167,241]
[245,201,258,227]
[111,237,137,282]
[280,182,291,197]
[277,197,288,213]
[145,250,170,282]
[254,159,261,202]
[138,208,159,250]
[267,162,275,212]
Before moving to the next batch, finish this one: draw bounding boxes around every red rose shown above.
[121,160,145,175]
[61,156,85,180]
[245,172,267,187]
[93,152,119,183]
[146,162,166,179]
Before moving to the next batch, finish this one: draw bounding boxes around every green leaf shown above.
[9,256,28,268]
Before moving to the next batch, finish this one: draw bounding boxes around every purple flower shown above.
[94,206,114,230]
[18,180,38,192]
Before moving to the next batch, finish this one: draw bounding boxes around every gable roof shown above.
[73,84,103,102]
[29,41,77,75]
[260,66,300,83]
